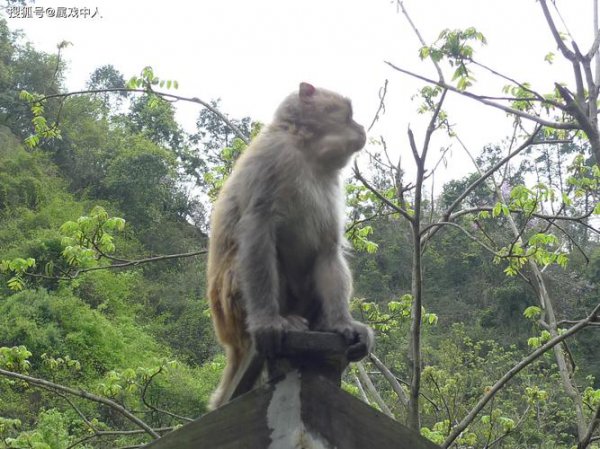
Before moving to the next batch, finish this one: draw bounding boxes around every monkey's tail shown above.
[208,344,247,410]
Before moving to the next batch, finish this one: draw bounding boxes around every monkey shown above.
[206,82,374,409]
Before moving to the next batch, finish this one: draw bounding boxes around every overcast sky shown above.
[3,0,596,184]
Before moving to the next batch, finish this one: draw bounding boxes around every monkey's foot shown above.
[322,320,374,362]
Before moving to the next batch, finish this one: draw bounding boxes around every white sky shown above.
[3,0,596,185]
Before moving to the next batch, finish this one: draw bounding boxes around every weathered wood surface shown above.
[143,331,440,449]
[229,331,349,403]
[301,373,440,449]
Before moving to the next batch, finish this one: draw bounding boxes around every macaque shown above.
[207,82,374,409]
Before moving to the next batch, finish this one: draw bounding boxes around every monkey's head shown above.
[274,82,366,170]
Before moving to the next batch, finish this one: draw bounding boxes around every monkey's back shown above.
[207,130,285,348]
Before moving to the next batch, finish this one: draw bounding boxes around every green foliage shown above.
[501,82,536,112]
[568,155,600,199]
[41,353,81,373]
[0,257,35,291]
[18,90,61,149]
[184,99,254,197]
[419,27,486,90]
[347,225,379,254]
[127,93,183,149]
[202,134,249,201]
[2,18,599,449]
[59,206,125,267]
[127,66,179,92]
[356,295,437,333]
[523,305,542,320]
[1,207,126,289]
[5,409,71,449]
[0,346,32,373]
[527,330,551,349]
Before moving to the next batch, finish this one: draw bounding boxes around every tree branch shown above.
[24,249,208,281]
[356,361,394,418]
[369,353,409,407]
[539,0,577,61]
[442,302,600,448]
[421,129,539,245]
[33,88,250,145]
[579,403,600,449]
[384,62,578,130]
[0,368,160,439]
[141,367,193,423]
[368,79,389,132]
[353,160,414,223]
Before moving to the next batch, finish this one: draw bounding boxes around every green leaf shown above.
[523,306,542,320]
[7,276,24,291]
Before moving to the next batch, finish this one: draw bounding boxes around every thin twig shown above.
[24,249,208,281]
[141,367,193,423]
[368,79,389,132]
[0,368,160,439]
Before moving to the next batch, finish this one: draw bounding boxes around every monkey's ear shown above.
[299,82,316,98]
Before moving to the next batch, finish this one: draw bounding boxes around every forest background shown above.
[0,1,599,448]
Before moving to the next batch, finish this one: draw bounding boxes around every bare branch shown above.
[33,88,249,145]
[422,89,448,160]
[471,60,561,108]
[24,249,208,281]
[353,160,414,223]
[539,0,577,61]
[579,403,600,449]
[353,374,370,403]
[408,127,421,163]
[421,130,539,245]
[369,353,409,407]
[384,62,578,130]
[141,367,193,423]
[356,361,394,418]
[397,1,444,82]
[0,368,160,439]
[368,79,389,132]
[486,404,531,449]
[420,221,499,257]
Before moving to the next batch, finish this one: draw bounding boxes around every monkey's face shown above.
[276,83,366,170]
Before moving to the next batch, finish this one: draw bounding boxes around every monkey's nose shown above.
[355,126,366,150]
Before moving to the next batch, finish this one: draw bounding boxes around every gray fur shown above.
[208,84,374,407]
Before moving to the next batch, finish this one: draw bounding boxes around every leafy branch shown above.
[19,66,249,149]
[0,206,207,288]
[442,302,600,448]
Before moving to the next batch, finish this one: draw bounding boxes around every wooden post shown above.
[143,331,440,449]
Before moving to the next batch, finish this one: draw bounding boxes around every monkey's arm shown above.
[237,205,280,328]
[313,250,374,361]
[236,203,307,356]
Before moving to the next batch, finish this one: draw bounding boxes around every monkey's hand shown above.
[329,320,374,362]
[249,314,309,358]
